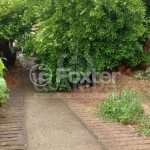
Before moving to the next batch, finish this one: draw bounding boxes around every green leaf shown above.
[0,59,5,77]
[0,77,7,92]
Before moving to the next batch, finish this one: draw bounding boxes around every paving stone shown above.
[62,96,150,150]
[0,66,26,150]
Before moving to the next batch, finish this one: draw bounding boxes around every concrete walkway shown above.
[16,53,150,150]
[23,72,105,150]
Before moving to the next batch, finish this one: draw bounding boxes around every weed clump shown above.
[95,89,150,136]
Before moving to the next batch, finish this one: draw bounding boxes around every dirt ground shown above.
[4,62,23,87]
[57,69,150,117]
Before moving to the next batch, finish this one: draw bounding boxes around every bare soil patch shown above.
[61,70,150,116]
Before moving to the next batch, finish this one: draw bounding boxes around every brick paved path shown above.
[0,67,26,150]
[61,95,150,150]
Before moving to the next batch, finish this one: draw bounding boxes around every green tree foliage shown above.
[31,0,150,90]
[143,0,150,18]
[0,0,149,91]
[143,0,150,32]
[0,0,33,40]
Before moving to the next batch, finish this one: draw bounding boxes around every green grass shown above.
[134,71,143,79]
[145,68,150,80]
[135,115,150,136]
[94,89,150,136]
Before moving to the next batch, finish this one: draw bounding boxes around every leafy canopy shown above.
[0,0,33,40]
[28,0,150,90]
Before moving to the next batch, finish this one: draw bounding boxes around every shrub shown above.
[0,59,9,107]
[32,0,149,90]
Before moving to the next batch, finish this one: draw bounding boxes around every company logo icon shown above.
[29,64,52,87]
